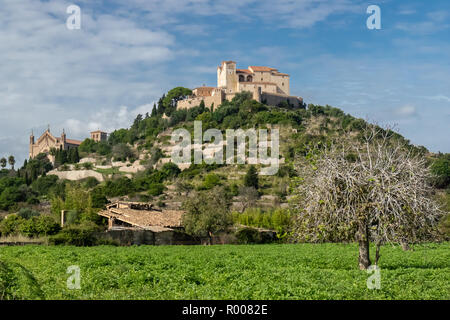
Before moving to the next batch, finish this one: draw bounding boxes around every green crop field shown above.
[1,243,449,300]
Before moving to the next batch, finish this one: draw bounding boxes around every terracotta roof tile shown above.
[249,66,277,72]
[65,139,82,145]
[99,207,184,229]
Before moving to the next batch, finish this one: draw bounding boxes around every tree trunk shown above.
[358,224,371,270]
[208,231,213,245]
[401,241,411,251]
[374,242,381,266]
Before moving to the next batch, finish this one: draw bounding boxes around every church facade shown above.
[177,61,303,109]
[29,128,82,161]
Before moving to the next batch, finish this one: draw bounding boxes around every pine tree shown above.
[199,100,206,113]
[244,165,259,189]
[151,103,157,117]
[157,94,165,115]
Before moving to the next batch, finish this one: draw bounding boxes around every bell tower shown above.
[217,61,238,93]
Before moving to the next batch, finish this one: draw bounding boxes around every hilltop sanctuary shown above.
[177,61,304,109]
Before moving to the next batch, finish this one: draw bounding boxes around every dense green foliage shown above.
[235,227,274,244]
[17,153,53,185]
[0,176,33,210]
[0,243,448,299]
[0,214,60,237]
[232,208,292,235]
[79,139,112,156]
[182,187,232,240]
[51,147,80,167]
[48,222,103,246]
[431,154,450,189]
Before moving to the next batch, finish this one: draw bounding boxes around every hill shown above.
[0,89,448,243]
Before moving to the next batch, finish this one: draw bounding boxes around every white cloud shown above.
[394,105,417,117]
[427,95,450,103]
[0,0,179,164]
[395,11,450,35]
[96,0,362,29]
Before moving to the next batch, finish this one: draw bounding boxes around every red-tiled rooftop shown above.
[236,69,252,74]
[65,139,82,145]
[249,66,278,72]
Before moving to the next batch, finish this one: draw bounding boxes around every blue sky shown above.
[0,0,449,165]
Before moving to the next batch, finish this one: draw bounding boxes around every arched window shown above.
[239,75,245,82]
[247,75,253,82]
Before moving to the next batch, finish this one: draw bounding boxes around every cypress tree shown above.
[25,170,30,185]
[199,100,206,113]
[74,148,80,163]
[244,165,259,189]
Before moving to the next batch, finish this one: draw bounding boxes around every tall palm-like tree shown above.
[0,157,6,169]
[8,155,15,170]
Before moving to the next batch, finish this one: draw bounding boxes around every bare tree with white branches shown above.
[291,123,444,270]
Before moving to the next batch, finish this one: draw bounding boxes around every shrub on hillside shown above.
[431,155,450,189]
[148,183,165,196]
[112,143,134,162]
[17,208,40,220]
[0,215,24,236]
[30,175,58,195]
[90,187,108,208]
[81,162,93,170]
[81,177,99,189]
[235,227,273,244]
[49,221,101,246]
[104,177,135,197]
[199,173,221,190]
[160,162,181,178]
[18,215,60,237]
[0,214,60,237]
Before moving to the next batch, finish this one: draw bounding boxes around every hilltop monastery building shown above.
[177,61,303,109]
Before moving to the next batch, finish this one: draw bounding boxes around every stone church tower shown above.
[29,127,82,161]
